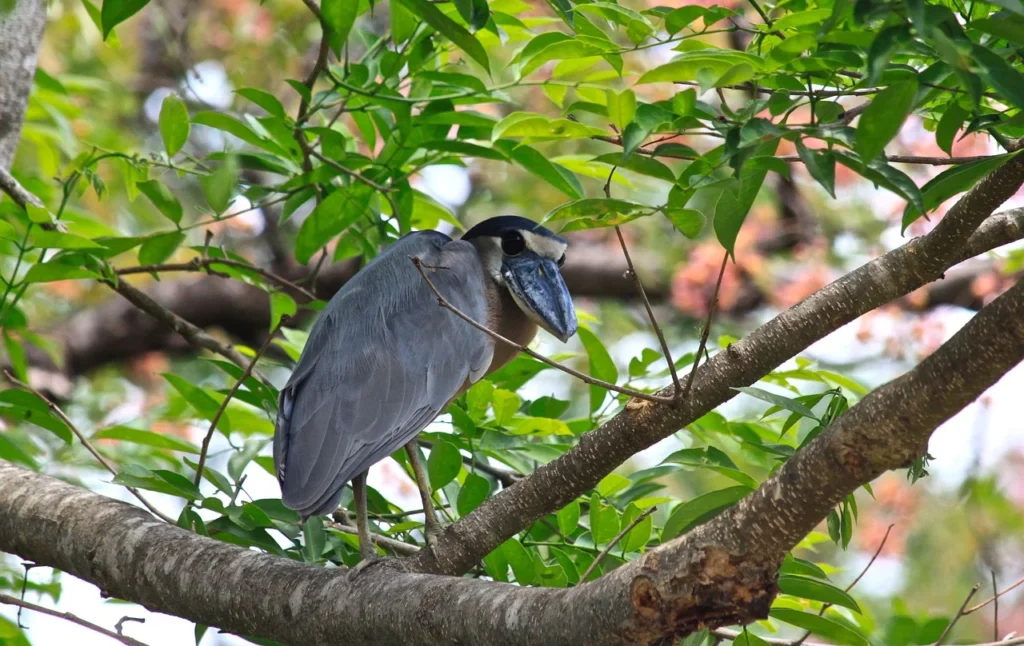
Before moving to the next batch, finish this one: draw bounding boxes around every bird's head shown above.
[462,216,578,343]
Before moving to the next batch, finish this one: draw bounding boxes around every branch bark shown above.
[1,271,1021,645]
[411,161,1024,577]
[0,0,46,171]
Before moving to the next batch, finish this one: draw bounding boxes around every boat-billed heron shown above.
[274,216,578,558]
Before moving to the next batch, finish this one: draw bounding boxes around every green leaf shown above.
[769,609,868,646]
[778,575,862,612]
[662,486,751,541]
[93,426,201,453]
[113,464,202,500]
[796,141,836,198]
[491,389,521,425]
[394,0,490,73]
[607,90,637,132]
[270,292,297,331]
[972,44,1024,110]
[494,140,583,199]
[557,499,580,535]
[734,386,819,420]
[426,439,462,491]
[855,80,917,162]
[834,152,925,215]
[200,155,238,214]
[321,0,358,54]
[457,472,491,516]
[23,263,100,284]
[902,152,1021,230]
[664,208,705,238]
[715,139,779,258]
[235,88,287,119]
[578,327,618,413]
[138,231,185,266]
[597,473,632,498]
[158,94,190,156]
[101,0,149,40]
[0,388,72,443]
[589,494,620,544]
[501,538,536,585]
[622,504,653,552]
[30,230,103,250]
[731,631,772,646]
[303,516,326,561]
[294,186,371,264]
[454,0,489,30]
[970,16,1024,45]
[509,417,573,436]
[935,101,968,157]
[137,180,183,224]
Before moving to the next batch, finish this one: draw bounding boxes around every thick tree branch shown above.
[411,158,1024,576]
[1,273,1022,644]
[0,0,46,171]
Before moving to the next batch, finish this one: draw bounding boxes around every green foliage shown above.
[6,0,1024,643]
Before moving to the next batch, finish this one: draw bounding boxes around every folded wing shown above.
[273,232,493,518]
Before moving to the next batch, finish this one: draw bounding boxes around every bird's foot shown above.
[350,555,410,579]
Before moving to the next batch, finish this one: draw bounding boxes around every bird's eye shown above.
[557,253,566,267]
[501,231,526,256]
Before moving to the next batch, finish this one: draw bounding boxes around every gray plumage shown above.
[273,231,493,518]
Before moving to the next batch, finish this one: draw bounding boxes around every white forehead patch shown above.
[522,230,567,260]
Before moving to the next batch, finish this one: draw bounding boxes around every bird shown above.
[273,215,579,559]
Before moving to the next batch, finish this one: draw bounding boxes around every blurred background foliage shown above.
[1,0,1024,644]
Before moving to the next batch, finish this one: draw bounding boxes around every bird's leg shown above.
[352,473,376,562]
[404,441,442,546]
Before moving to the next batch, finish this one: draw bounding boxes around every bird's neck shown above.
[484,283,538,376]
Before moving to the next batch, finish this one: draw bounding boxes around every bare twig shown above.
[678,252,728,402]
[4,371,176,524]
[0,593,150,646]
[410,257,674,405]
[604,167,682,403]
[992,570,999,643]
[116,257,317,302]
[935,583,981,645]
[579,506,656,583]
[114,616,145,636]
[965,572,1024,615]
[307,150,402,224]
[104,278,255,374]
[328,522,420,555]
[193,317,286,487]
[594,134,995,166]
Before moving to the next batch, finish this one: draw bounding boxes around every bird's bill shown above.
[502,254,578,343]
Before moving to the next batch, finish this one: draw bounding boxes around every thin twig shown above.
[410,257,673,405]
[328,522,420,555]
[935,583,981,645]
[104,278,256,375]
[114,616,145,636]
[992,570,999,643]
[792,524,894,646]
[965,572,1024,615]
[594,134,995,166]
[0,593,150,646]
[116,257,317,301]
[4,371,176,524]
[193,317,287,487]
[16,562,35,628]
[579,506,656,583]
[307,150,402,222]
[603,166,682,404]
[678,252,728,402]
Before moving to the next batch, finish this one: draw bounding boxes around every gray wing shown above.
[273,231,494,518]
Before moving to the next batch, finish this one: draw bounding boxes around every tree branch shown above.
[410,155,1024,577]
[0,592,150,646]
[1,272,1022,645]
